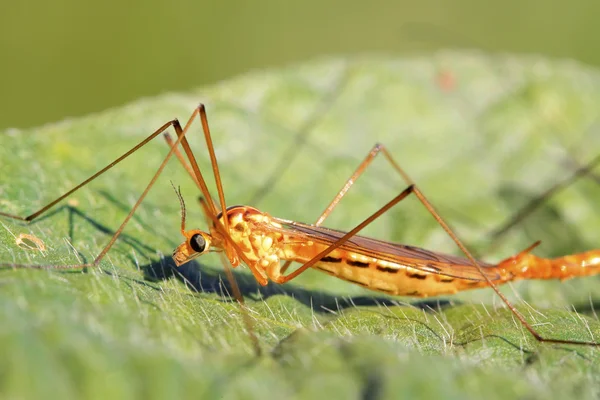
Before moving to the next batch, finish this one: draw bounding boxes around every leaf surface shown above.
[1,52,600,399]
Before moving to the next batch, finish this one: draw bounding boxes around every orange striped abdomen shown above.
[283,243,495,297]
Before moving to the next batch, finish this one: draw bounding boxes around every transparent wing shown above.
[268,218,501,281]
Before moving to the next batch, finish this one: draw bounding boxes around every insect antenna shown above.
[170,181,187,235]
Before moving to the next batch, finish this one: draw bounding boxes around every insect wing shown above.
[269,218,500,281]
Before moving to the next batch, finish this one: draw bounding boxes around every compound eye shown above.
[190,233,206,253]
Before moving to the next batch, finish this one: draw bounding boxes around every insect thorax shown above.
[218,205,283,265]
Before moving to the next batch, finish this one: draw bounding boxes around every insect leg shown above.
[486,152,600,251]
[279,143,415,274]
[0,109,200,269]
[1,119,177,222]
[314,143,412,226]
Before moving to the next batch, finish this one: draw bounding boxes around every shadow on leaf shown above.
[142,256,454,314]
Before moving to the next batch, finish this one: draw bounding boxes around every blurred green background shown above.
[1,0,599,130]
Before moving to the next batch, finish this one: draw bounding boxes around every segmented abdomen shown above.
[284,241,600,297]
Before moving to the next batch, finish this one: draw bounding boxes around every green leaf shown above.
[1,52,600,399]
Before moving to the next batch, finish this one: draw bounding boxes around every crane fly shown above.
[1,104,600,356]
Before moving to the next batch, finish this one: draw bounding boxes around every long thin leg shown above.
[315,143,409,226]
[280,143,410,274]
[274,160,599,347]
[0,119,178,222]
[160,106,230,234]
[0,108,202,269]
[487,152,600,245]
[163,131,217,214]
[164,132,200,188]
[277,185,416,282]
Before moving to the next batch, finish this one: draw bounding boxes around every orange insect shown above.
[1,105,599,355]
